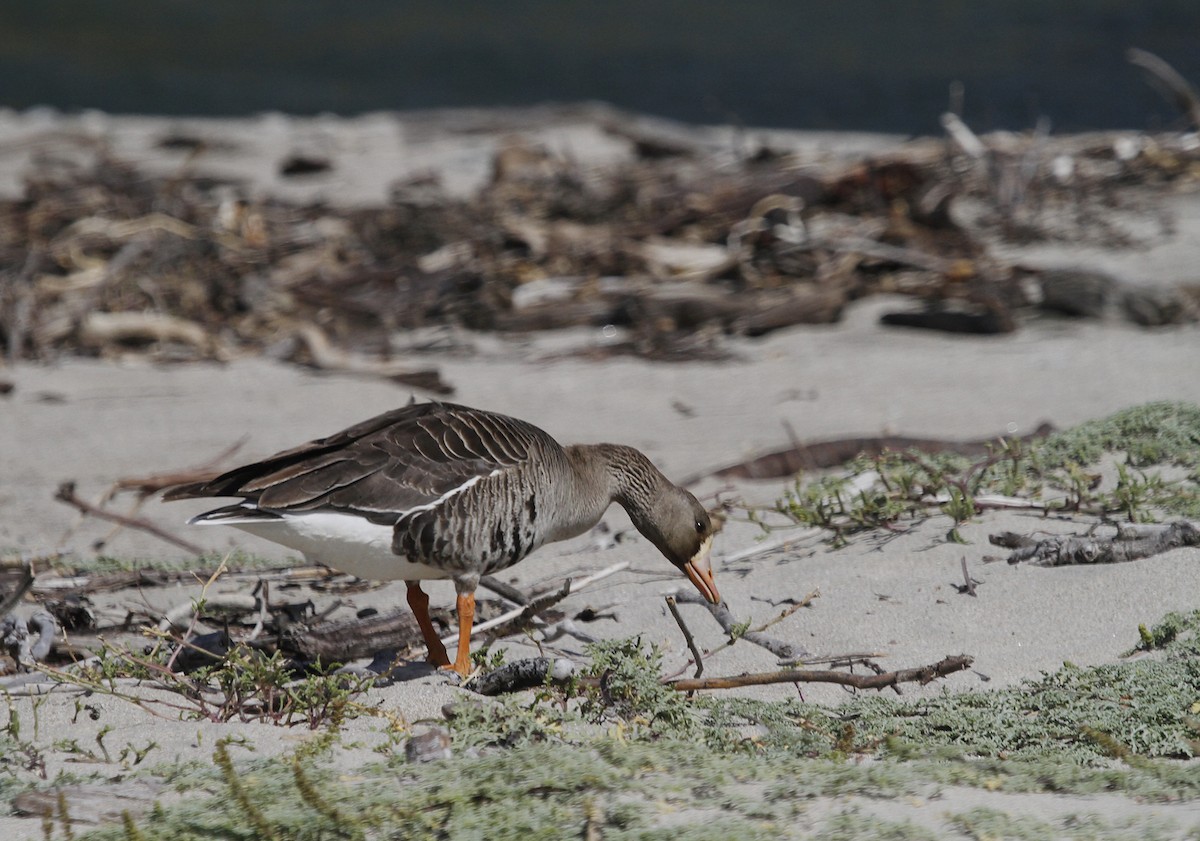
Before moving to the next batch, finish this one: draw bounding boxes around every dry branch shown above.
[291,323,453,395]
[441,561,630,646]
[102,438,247,503]
[991,521,1200,566]
[0,560,34,621]
[671,589,813,661]
[1128,47,1200,131]
[665,596,704,679]
[477,575,530,605]
[54,481,204,555]
[957,556,978,596]
[477,579,571,644]
[941,112,987,159]
[668,654,972,692]
[79,311,219,355]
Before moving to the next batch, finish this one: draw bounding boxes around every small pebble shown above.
[405,725,452,763]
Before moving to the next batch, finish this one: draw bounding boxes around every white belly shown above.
[207,511,451,581]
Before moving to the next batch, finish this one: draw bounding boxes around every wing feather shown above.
[165,401,558,524]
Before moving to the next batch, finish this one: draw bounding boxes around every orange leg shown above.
[406,581,450,667]
[442,591,476,677]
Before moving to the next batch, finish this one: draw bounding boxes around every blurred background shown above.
[1,0,1198,133]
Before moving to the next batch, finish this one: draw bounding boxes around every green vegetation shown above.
[29,633,382,729]
[6,403,1199,838]
[5,608,1198,839]
[767,402,1200,544]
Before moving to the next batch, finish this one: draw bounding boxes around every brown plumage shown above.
[166,401,720,675]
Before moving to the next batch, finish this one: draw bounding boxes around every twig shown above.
[1127,47,1200,131]
[672,588,815,660]
[668,654,973,692]
[79,311,219,355]
[665,596,704,679]
[661,588,818,680]
[54,481,204,555]
[718,531,824,565]
[163,559,231,672]
[101,437,248,505]
[478,575,529,606]
[480,579,571,644]
[441,561,629,646]
[292,323,452,395]
[958,556,977,597]
[941,112,987,159]
[781,651,887,667]
[159,593,259,632]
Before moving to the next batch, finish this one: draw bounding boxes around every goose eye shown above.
[695,519,705,533]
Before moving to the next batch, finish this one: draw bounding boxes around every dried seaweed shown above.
[7,119,1193,373]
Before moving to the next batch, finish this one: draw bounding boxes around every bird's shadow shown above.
[342,649,451,685]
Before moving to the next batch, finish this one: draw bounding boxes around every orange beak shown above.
[682,536,720,603]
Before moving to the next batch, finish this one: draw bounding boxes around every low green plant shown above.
[40,636,379,728]
[579,637,700,735]
[764,402,1200,542]
[460,612,1200,767]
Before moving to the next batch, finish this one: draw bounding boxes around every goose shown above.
[165,401,720,676]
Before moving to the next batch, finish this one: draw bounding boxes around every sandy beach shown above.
[2,107,1199,838]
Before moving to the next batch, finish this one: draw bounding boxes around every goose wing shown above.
[165,402,554,524]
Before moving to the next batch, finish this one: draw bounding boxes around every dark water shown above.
[2,1,1198,134]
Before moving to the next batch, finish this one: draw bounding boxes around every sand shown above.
[1,107,1199,837]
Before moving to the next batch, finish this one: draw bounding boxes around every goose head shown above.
[634,489,720,604]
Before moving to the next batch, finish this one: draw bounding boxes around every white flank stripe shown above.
[400,468,499,516]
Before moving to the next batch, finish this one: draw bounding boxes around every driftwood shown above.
[289,323,453,395]
[495,283,847,338]
[284,565,630,665]
[690,423,1054,483]
[470,656,578,695]
[283,608,429,664]
[78,311,221,356]
[6,117,1199,378]
[991,521,1200,566]
[879,307,1015,335]
[12,781,165,826]
[159,593,260,632]
[668,654,973,692]
[32,567,238,597]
